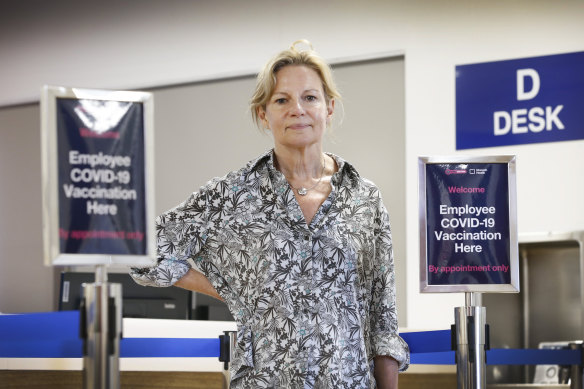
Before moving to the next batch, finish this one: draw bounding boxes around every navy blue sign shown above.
[424,163,511,286]
[56,98,147,255]
[456,51,584,149]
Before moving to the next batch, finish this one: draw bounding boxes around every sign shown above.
[41,86,156,266]
[419,156,519,293]
[456,51,584,150]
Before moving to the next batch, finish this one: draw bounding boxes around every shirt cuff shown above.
[371,332,411,371]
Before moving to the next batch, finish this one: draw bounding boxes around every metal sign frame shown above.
[419,155,519,293]
[41,86,156,266]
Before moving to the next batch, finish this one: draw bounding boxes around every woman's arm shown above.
[374,355,399,389]
[175,268,223,301]
[130,188,213,289]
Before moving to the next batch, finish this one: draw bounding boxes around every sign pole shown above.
[455,292,487,389]
[81,265,122,389]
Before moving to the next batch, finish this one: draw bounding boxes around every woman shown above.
[131,41,409,388]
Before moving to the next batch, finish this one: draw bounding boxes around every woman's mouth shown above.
[287,123,310,130]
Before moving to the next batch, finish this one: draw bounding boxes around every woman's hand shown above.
[374,355,399,389]
[175,268,223,301]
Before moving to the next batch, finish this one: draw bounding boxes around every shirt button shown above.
[304,235,310,241]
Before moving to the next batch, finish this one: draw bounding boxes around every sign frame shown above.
[418,155,519,293]
[41,86,156,267]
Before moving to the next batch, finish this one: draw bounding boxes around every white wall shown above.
[1,0,583,328]
[0,104,57,313]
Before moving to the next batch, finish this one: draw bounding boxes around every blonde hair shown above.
[250,40,341,129]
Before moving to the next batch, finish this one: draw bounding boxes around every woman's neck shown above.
[273,145,325,180]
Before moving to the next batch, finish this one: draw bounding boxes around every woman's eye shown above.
[305,95,317,102]
[275,98,287,104]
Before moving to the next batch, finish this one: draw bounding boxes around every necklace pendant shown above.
[298,187,308,196]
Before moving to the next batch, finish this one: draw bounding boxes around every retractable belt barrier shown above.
[0,311,220,359]
[1,311,582,367]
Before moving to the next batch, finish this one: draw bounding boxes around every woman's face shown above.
[259,65,334,152]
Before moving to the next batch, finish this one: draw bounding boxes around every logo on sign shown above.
[493,69,564,136]
[75,100,130,139]
[445,169,467,175]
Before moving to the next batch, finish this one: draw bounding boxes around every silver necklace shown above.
[290,160,326,196]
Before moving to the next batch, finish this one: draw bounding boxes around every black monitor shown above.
[58,271,191,320]
[192,292,234,321]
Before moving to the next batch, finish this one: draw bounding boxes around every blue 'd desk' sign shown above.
[41,87,156,266]
[419,156,519,293]
[456,51,584,150]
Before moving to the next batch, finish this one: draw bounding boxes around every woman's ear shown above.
[258,107,269,130]
[326,99,335,125]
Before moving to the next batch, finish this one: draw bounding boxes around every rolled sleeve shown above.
[369,202,410,371]
[371,333,410,371]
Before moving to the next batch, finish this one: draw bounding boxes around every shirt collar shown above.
[242,148,361,194]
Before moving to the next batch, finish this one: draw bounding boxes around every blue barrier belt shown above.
[0,311,80,341]
[401,330,453,353]
[409,350,582,366]
[0,338,221,358]
[0,312,582,366]
[487,349,581,366]
[0,311,221,358]
[122,338,220,358]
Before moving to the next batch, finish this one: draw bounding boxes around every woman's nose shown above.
[290,99,305,116]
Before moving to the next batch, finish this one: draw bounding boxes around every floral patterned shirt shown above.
[130,149,409,388]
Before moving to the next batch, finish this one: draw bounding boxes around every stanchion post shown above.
[454,292,487,389]
[219,331,237,389]
[80,265,123,389]
[569,341,583,389]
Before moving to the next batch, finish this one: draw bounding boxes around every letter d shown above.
[494,111,511,135]
[517,68,540,101]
